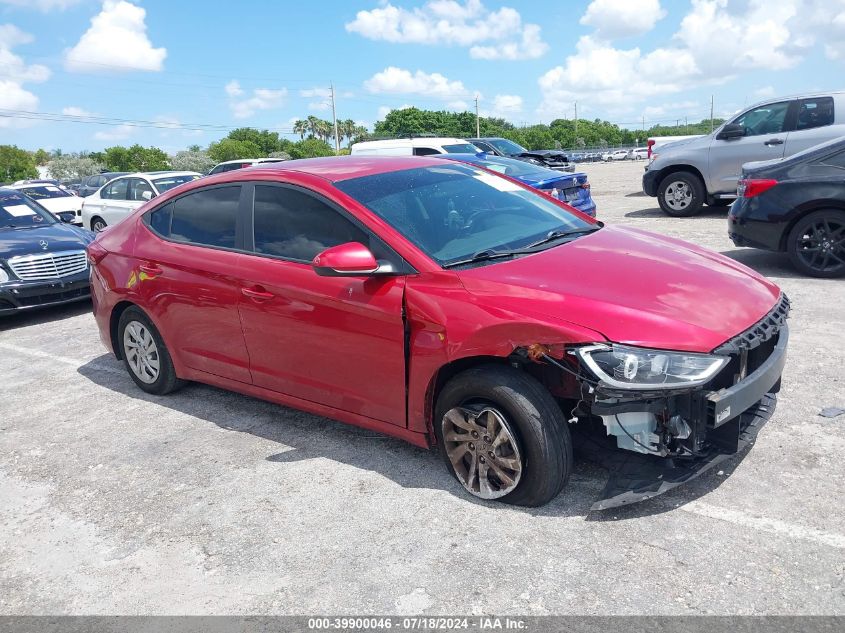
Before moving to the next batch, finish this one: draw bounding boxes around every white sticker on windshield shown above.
[5,204,36,217]
[472,171,522,192]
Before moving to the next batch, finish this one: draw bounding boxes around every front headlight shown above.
[576,344,729,390]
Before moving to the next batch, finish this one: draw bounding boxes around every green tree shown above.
[32,148,51,166]
[288,138,334,159]
[226,128,283,155]
[47,154,104,180]
[0,145,38,183]
[171,149,215,173]
[293,119,308,140]
[103,145,170,171]
[207,138,262,163]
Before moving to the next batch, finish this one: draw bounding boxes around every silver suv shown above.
[643,92,845,216]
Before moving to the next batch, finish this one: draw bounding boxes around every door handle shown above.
[139,263,163,278]
[241,286,274,302]
[764,138,784,146]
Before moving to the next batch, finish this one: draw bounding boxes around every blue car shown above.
[437,153,596,217]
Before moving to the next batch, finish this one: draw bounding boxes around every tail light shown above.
[581,182,591,190]
[738,178,778,198]
[647,139,655,159]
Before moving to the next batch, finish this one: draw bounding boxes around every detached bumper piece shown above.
[583,393,776,511]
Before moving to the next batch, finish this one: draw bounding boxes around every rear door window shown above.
[127,178,155,202]
[168,186,241,249]
[796,97,834,131]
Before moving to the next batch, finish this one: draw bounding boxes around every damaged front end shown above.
[517,294,790,511]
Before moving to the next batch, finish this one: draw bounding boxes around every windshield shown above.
[457,154,554,178]
[152,174,200,192]
[0,191,57,227]
[18,185,72,200]
[489,138,528,155]
[442,143,481,154]
[334,164,594,266]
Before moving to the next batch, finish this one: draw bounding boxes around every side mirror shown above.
[141,190,153,201]
[717,123,745,140]
[312,242,389,277]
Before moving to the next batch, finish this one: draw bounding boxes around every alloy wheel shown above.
[123,320,160,384]
[664,180,692,211]
[441,406,523,499]
[92,219,107,232]
[795,217,845,274]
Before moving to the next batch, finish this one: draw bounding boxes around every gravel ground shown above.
[1,160,844,615]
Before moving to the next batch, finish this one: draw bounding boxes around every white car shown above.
[208,158,287,175]
[350,137,481,156]
[8,182,84,225]
[628,148,649,160]
[82,171,201,232]
[602,149,630,161]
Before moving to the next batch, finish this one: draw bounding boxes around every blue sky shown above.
[1,0,843,152]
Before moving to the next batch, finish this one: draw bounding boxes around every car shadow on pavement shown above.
[624,207,727,219]
[76,354,743,519]
[0,299,92,332]
[720,248,805,279]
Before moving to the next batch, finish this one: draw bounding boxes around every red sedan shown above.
[88,156,789,509]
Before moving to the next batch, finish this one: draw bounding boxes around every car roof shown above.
[117,171,201,179]
[220,155,452,183]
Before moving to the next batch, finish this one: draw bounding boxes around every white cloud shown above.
[346,0,547,60]
[64,0,167,73]
[487,94,523,118]
[225,81,287,119]
[469,23,547,60]
[300,87,332,111]
[538,0,845,117]
[0,0,81,10]
[377,104,413,119]
[0,24,50,127]
[61,106,96,117]
[94,123,134,141]
[580,0,666,39]
[365,67,472,102]
[448,100,469,111]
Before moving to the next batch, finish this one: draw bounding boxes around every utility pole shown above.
[710,95,715,133]
[684,116,688,133]
[641,115,645,131]
[330,82,340,154]
[474,95,480,137]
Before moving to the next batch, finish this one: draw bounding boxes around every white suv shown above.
[208,158,287,175]
[350,137,481,156]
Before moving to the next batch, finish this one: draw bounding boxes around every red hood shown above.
[457,225,781,353]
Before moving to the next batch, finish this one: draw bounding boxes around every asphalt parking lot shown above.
[1,160,844,615]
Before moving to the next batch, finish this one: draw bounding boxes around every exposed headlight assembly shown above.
[576,344,729,390]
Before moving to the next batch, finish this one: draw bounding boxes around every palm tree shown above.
[306,116,321,140]
[293,119,308,140]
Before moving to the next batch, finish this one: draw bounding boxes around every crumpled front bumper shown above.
[579,313,788,511]
[581,393,776,510]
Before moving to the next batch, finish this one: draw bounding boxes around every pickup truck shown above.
[643,92,845,216]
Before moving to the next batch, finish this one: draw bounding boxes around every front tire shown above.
[434,365,572,507]
[657,172,705,217]
[787,209,845,278]
[118,306,184,395]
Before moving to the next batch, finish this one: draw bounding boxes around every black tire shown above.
[787,209,845,278]
[657,171,705,217]
[434,364,572,507]
[91,216,107,232]
[117,306,184,395]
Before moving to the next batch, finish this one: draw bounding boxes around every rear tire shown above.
[657,172,705,217]
[118,306,184,395]
[434,365,572,507]
[787,209,845,278]
[91,216,107,232]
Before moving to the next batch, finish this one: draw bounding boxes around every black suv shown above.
[77,172,129,197]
